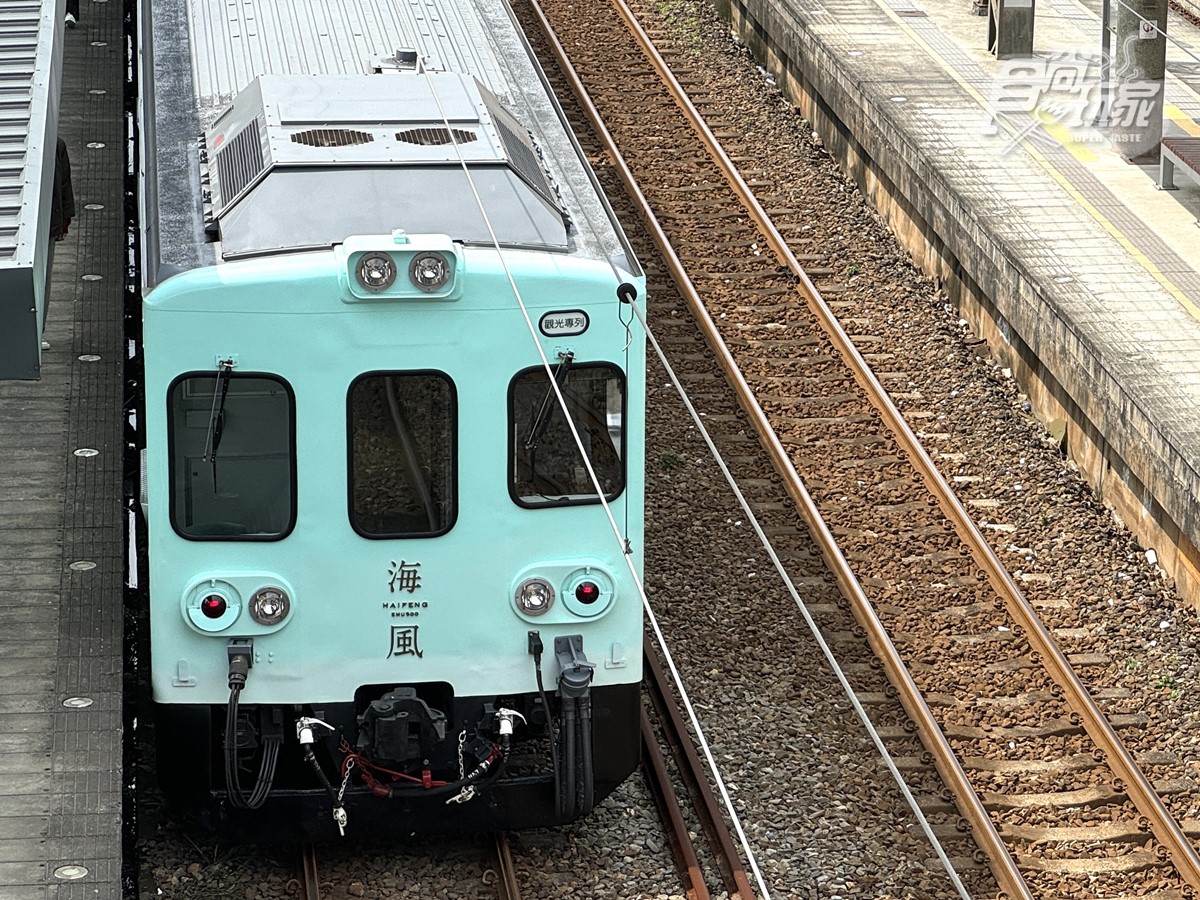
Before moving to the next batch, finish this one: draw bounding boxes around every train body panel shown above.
[144,245,646,706]
[136,0,646,836]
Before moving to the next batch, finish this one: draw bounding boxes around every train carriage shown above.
[136,0,646,838]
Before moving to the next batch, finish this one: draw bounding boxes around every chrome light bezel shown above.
[249,586,291,626]
[408,252,451,291]
[356,253,397,292]
[514,577,555,616]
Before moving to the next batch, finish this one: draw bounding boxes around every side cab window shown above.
[509,362,625,507]
[167,373,295,539]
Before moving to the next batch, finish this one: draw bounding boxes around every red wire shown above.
[339,742,448,788]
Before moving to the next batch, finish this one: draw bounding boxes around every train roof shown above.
[143,0,638,280]
[206,74,569,259]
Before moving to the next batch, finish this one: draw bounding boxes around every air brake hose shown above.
[372,747,504,799]
[562,695,577,817]
[580,693,594,814]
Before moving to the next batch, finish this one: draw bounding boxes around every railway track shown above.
[642,638,757,900]
[519,0,1200,896]
[295,835,522,899]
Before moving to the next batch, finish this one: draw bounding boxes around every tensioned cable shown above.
[423,46,964,896]
[418,66,774,897]
[1104,0,1200,66]
[626,301,973,899]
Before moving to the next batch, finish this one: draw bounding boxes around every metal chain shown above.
[448,730,475,805]
[337,758,355,806]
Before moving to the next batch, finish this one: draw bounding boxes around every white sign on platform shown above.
[1139,19,1158,39]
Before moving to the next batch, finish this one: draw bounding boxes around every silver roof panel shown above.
[145,0,636,277]
[188,0,503,118]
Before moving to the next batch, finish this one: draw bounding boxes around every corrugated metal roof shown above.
[0,1,43,261]
[188,0,504,121]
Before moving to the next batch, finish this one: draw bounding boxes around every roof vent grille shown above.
[291,128,375,148]
[494,118,557,210]
[214,118,266,208]
[395,127,477,146]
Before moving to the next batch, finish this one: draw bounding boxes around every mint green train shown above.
[136,0,645,839]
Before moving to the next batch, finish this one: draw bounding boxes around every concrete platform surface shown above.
[0,0,126,895]
[730,0,1200,599]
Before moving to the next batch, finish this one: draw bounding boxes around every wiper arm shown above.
[524,352,574,451]
[202,359,235,490]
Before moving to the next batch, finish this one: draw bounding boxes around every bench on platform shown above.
[1160,136,1200,191]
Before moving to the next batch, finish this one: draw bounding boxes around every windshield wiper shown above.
[524,352,575,451]
[202,359,235,491]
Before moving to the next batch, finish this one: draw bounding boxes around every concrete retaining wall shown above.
[718,0,1200,603]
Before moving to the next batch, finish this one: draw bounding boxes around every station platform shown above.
[0,0,126,895]
[729,0,1200,599]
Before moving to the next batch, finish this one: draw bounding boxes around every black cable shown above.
[222,651,278,810]
[224,685,249,809]
[533,642,561,817]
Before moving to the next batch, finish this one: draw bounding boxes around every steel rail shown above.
[493,833,522,900]
[523,0,1024,895]
[640,706,713,900]
[533,0,1200,890]
[603,2,1200,891]
[643,637,755,900]
[299,842,321,900]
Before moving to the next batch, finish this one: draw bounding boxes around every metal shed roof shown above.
[0,2,40,260]
[0,0,63,380]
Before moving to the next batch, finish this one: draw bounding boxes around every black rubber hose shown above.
[562,696,576,818]
[580,694,594,814]
[378,749,504,799]
[303,746,340,807]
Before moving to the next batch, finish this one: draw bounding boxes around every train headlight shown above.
[249,586,291,626]
[515,577,554,616]
[357,254,397,292]
[409,252,451,291]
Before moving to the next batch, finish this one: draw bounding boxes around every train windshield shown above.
[168,374,295,539]
[510,363,624,507]
[348,372,457,538]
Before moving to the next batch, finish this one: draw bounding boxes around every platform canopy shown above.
[0,0,63,380]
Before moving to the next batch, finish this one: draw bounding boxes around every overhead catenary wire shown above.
[626,302,974,900]
[417,66,775,898]
[422,33,970,897]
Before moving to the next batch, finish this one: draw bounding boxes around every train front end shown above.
[142,234,645,839]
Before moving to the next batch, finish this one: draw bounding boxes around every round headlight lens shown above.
[409,252,451,291]
[515,578,554,616]
[357,254,397,292]
[249,586,291,626]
